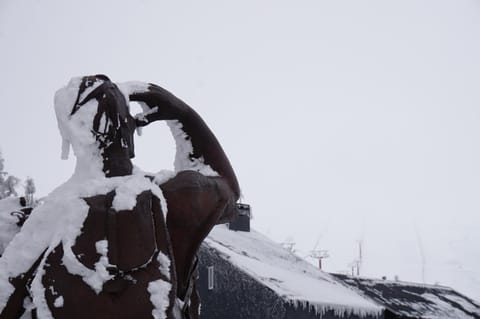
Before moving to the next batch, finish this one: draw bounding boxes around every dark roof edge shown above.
[330,273,453,290]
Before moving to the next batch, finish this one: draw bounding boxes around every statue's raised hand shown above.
[124,81,240,198]
[129,84,190,127]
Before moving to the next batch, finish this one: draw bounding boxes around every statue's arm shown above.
[129,84,240,200]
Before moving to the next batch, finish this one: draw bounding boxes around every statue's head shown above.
[55,75,136,177]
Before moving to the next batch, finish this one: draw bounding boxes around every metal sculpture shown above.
[0,75,240,319]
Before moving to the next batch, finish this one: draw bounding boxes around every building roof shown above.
[332,273,480,319]
[204,225,383,318]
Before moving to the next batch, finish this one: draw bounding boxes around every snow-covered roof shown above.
[332,273,480,319]
[203,225,383,318]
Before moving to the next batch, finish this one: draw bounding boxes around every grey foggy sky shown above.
[0,0,479,300]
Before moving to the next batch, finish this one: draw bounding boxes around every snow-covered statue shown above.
[0,75,240,319]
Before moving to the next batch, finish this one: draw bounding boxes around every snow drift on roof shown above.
[204,225,383,318]
[333,274,480,319]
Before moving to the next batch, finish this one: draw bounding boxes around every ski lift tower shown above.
[310,250,329,270]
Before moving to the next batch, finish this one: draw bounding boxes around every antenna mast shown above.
[349,240,363,276]
[357,240,363,276]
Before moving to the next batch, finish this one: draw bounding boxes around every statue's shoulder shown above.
[146,170,177,188]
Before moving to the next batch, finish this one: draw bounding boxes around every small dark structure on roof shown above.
[332,273,480,319]
[228,203,251,232]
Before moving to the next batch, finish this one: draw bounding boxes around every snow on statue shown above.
[0,75,241,319]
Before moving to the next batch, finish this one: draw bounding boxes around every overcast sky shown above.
[1,0,479,301]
